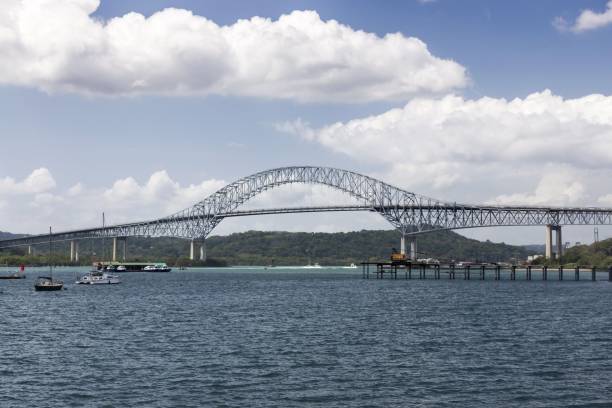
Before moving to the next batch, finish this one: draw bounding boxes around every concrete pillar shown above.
[28,245,32,255]
[400,234,406,255]
[122,238,127,261]
[112,237,117,262]
[199,241,206,262]
[545,225,553,260]
[74,241,79,263]
[190,239,195,261]
[70,240,75,262]
[410,238,417,261]
[556,226,563,260]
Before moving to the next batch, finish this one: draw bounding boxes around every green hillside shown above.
[533,238,612,267]
[0,229,534,266]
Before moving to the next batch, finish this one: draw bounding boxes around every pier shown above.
[361,262,612,282]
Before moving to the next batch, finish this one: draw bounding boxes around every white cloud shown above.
[556,0,612,33]
[0,1,467,102]
[0,168,56,194]
[0,168,390,235]
[279,90,612,203]
[488,169,585,206]
[0,168,226,233]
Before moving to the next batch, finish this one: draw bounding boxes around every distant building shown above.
[527,254,543,262]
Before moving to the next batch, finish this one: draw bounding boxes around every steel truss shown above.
[1,166,612,248]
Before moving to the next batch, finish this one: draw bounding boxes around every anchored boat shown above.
[76,270,121,285]
[34,227,63,292]
[0,265,26,279]
[143,263,172,272]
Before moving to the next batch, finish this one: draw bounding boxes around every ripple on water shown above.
[2,267,612,407]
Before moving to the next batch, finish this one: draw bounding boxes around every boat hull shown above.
[0,275,26,279]
[76,279,121,285]
[34,284,63,291]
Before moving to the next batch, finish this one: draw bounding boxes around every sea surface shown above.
[2,266,612,407]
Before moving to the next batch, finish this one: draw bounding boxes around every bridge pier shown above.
[545,225,563,260]
[410,238,417,261]
[70,240,79,263]
[112,237,117,262]
[556,226,563,260]
[199,241,206,262]
[28,245,32,255]
[190,239,195,261]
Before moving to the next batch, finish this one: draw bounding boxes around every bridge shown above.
[1,166,611,262]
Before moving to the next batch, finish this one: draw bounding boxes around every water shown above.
[2,267,612,407]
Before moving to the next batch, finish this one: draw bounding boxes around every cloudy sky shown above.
[1,0,612,245]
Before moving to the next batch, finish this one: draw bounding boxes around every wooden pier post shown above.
[592,266,596,281]
[558,266,563,281]
[527,265,532,280]
[495,265,501,281]
[511,265,516,280]
[466,265,471,280]
[480,264,485,280]
[408,263,412,279]
[575,266,579,281]
[609,266,612,282]
[450,263,455,279]
[543,265,548,281]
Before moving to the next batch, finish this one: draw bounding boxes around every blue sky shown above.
[1,0,612,246]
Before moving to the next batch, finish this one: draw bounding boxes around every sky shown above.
[1,0,612,246]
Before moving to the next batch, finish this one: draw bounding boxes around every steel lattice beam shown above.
[2,166,612,249]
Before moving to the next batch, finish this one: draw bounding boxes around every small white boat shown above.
[76,270,121,285]
[303,263,322,269]
[344,263,358,269]
[116,265,126,272]
[143,263,172,272]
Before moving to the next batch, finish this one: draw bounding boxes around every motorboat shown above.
[343,263,358,269]
[303,263,322,269]
[0,264,26,279]
[116,265,126,272]
[0,272,26,279]
[76,270,121,285]
[34,276,63,291]
[143,263,172,272]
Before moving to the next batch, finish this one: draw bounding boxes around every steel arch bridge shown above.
[1,165,612,249]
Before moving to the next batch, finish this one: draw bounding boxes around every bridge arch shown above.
[165,166,443,239]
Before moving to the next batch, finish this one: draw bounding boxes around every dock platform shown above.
[361,262,612,282]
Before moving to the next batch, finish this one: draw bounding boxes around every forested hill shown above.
[0,229,534,266]
[204,230,533,265]
[533,238,612,267]
[0,231,25,240]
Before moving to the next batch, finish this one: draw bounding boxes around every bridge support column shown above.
[28,245,32,255]
[190,239,195,261]
[545,225,553,260]
[545,225,563,260]
[556,226,563,260]
[410,238,417,261]
[73,241,79,263]
[112,237,118,262]
[199,241,206,262]
[121,238,127,261]
[400,234,406,256]
[70,240,75,262]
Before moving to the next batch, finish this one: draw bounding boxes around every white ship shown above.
[303,263,322,269]
[76,270,121,285]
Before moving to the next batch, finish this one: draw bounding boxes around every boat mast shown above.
[102,212,105,263]
[48,226,52,279]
